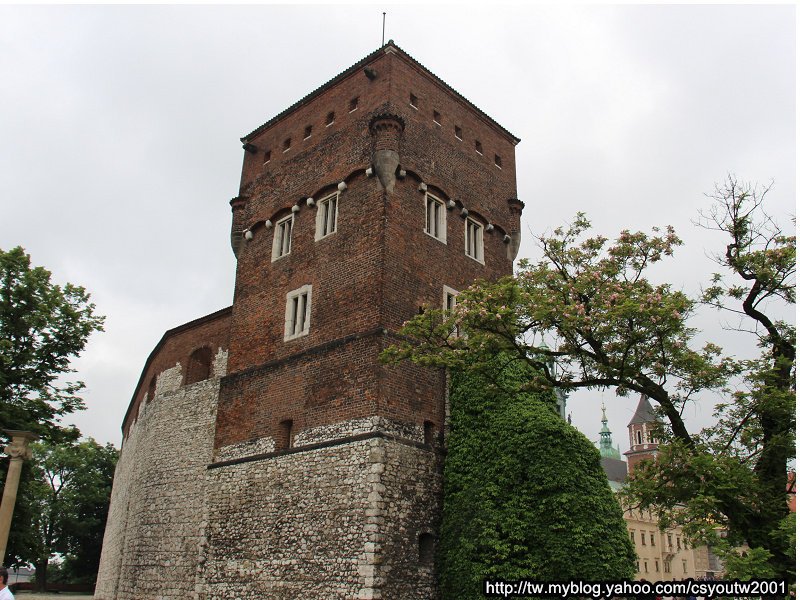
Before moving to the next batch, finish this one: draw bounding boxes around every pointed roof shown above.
[241,40,520,144]
[599,403,621,460]
[627,394,657,427]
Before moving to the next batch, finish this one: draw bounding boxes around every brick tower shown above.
[624,394,660,475]
[95,41,522,600]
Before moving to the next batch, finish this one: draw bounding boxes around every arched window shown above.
[185,347,213,385]
[636,430,643,445]
[277,419,293,450]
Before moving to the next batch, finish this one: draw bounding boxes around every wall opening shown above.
[418,533,435,565]
[277,419,294,450]
[185,347,213,385]
[423,421,436,446]
[146,374,157,402]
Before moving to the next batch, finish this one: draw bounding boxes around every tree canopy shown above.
[437,357,635,598]
[385,179,795,579]
[2,438,118,589]
[0,246,104,443]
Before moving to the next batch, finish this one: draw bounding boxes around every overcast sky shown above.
[0,5,794,453]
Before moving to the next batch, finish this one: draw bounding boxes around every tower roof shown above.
[627,394,657,427]
[241,40,521,145]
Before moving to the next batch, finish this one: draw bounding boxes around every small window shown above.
[423,421,436,446]
[304,125,312,139]
[629,531,635,544]
[277,419,293,450]
[494,154,502,168]
[425,193,446,243]
[665,559,671,574]
[433,110,441,125]
[418,533,435,564]
[147,375,157,402]
[682,560,687,574]
[650,533,655,546]
[454,125,462,140]
[644,561,648,573]
[655,559,659,572]
[326,111,335,126]
[283,138,291,152]
[636,430,643,445]
[272,214,293,261]
[465,218,484,263]
[641,532,646,545]
[475,140,483,155]
[667,533,673,547]
[443,286,460,337]
[315,192,338,240]
[677,536,681,550]
[409,93,418,109]
[349,97,359,112]
[264,150,272,164]
[185,347,213,384]
[284,285,312,341]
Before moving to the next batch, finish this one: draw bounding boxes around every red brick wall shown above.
[215,48,521,449]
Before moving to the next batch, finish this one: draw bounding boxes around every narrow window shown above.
[667,533,673,547]
[636,561,640,574]
[494,154,502,168]
[423,421,436,446]
[277,419,293,450]
[629,531,635,544]
[433,110,441,125]
[676,537,681,550]
[454,125,462,140]
[465,218,484,263]
[424,193,446,243]
[185,347,213,384]
[315,192,339,240]
[349,97,359,112]
[682,560,687,574]
[636,430,643,445]
[264,150,272,164]
[650,533,655,546]
[409,93,418,109]
[655,559,659,572]
[283,138,291,152]
[644,561,648,573]
[641,532,646,545]
[418,533,435,564]
[304,125,312,139]
[272,215,293,261]
[284,285,312,341]
[443,285,460,338]
[475,140,483,155]
[665,560,671,574]
[147,375,157,402]
[326,111,335,126]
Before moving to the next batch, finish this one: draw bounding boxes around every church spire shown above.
[599,403,621,460]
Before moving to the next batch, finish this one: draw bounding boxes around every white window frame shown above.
[315,192,339,241]
[272,214,294,261]
[443,285,460,338]
[465,217,484,263]
[424,193,446,243]
[284,284,312,341]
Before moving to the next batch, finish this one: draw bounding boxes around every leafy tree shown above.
[4,439,118,590]
[437,356,635,598]
[384,179,795,578]
[0,246,104,444]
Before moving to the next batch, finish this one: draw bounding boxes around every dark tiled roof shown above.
[241,40,520,144]
[601,456,628,483]
[628,394,657,426]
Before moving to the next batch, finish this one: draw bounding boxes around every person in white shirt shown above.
[0,567,14,600]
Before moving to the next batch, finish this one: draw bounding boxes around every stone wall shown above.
[203,433,441,600]
[95,353,226,600]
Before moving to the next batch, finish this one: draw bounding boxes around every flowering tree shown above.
[383,179,795,578]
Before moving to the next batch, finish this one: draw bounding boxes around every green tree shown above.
[5,439,118,590]
[0,246,104,444]
[438,357,635,598]
[384,179,794,578]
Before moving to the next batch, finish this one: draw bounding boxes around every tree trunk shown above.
[33,558,48,592]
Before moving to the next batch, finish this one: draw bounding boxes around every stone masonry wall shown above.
[95,351,227,600]
[202,435,441,600]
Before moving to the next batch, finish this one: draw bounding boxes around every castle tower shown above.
[95,41,522,600]
[623,394,660,475]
